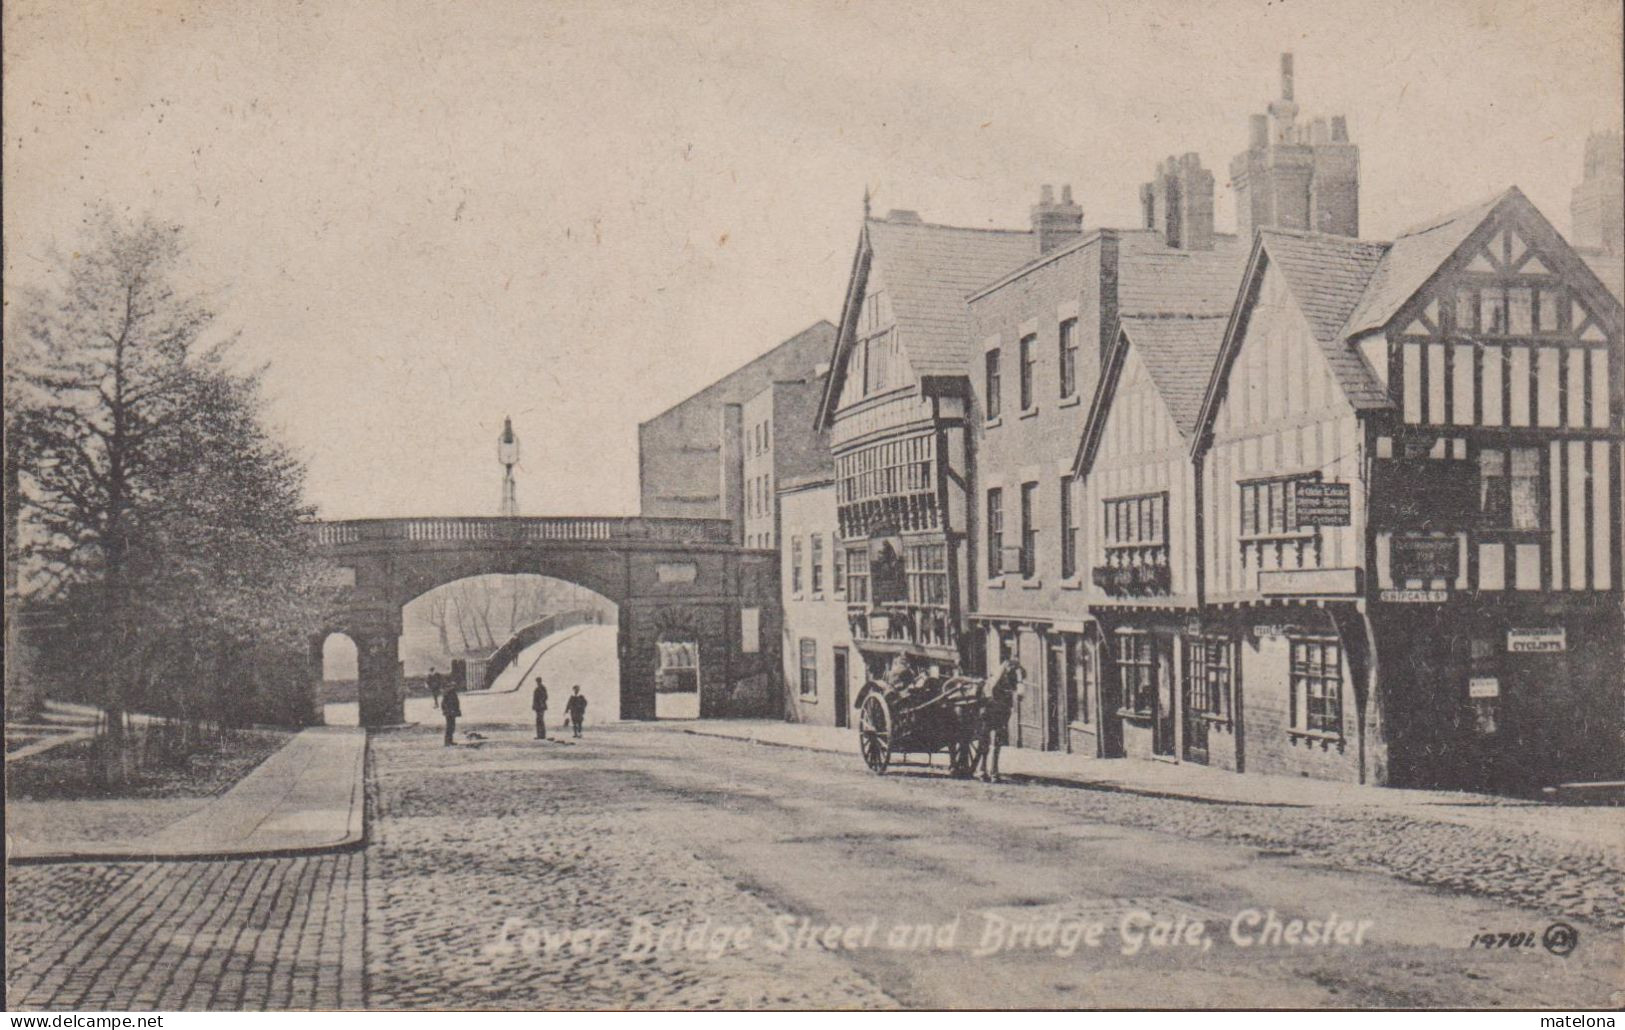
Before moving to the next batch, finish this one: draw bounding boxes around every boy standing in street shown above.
[565,686,587,738]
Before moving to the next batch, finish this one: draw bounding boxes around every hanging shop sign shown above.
[1295,482,1352,526]
[1468,676,1501,699]
[1507,627,1566,653]
[867,523,907,604]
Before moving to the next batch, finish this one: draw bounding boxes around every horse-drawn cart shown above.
[854,672,987,777]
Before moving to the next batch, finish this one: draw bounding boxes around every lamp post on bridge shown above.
[498,416,521,517]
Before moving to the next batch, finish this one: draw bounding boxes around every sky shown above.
[5,0,1620,519]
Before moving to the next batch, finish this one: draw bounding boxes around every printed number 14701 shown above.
[1469,931,1536,949]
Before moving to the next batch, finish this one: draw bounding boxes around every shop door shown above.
[1046,642,1066,751]
[1181,638,1209,765]
[833,647,850,729]
[1012,632,1042,749]
[1153,637,1176,757]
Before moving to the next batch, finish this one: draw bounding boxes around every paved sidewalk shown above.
[681,720,1623,851]
[8,726,367,863]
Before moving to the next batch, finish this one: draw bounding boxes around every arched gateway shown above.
[310,517,780,726]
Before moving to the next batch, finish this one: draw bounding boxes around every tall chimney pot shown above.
[1031,183,1083,255]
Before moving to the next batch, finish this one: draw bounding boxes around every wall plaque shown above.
[1391,534,1459,581]
[1507,627,1566,653]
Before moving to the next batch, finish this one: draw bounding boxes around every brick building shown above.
[742,372,829,550]
[638,320,836,528]
[779,472,859,726]
[968,167,1246,756]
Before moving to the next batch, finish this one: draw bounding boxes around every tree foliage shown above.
[7,212,335,736]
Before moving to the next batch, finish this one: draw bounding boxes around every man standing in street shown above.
[428,669,443,710]
[442,678,462,746]
[531,677,549,740]
[565,686,587,738]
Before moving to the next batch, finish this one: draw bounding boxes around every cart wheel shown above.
[859,694,892,774]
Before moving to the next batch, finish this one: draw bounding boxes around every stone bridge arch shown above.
[311,516,780,726]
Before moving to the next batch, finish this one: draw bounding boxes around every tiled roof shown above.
[864,218,1034,379]
[1256,230,1393,410]
[1119,316,1230,436]
[1341,188,1511,337]
[1116,232,1250,318]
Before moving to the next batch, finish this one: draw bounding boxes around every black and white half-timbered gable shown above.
[815,208,1033,678]
[1192,187,1624,792]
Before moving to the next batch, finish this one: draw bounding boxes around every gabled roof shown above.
[1193,185,1623,457]
[1123,317,1231,436]
[1073,315,1228,477]
[1189,230,1391,459]
[1257,229,1392,410]
[818,215,1032,426]
[641,318,836,426]
[1116,232,1250,318]
[864,217,1034,379]
[1341,188,1510,337]
[1578,248,1624,301]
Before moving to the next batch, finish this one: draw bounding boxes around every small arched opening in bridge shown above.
[317,631,360,709]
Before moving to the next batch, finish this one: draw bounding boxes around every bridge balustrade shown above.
[309,516,734,547]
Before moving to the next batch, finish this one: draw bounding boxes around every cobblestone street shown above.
[6,854,365,1009]
[10,709,1622,1010]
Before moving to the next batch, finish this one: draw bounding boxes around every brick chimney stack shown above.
[1140,153,1215,251]
[1571,130,1624,256]
[1031,183,1084,254]
[1231,53,1359,238]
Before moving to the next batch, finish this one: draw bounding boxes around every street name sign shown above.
[1378,589,1449,603]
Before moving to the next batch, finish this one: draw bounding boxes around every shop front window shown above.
[1183,635,1233,720]
[1289,637,1342,736]
[799,638,818,699]
[1116,631,1155,717]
